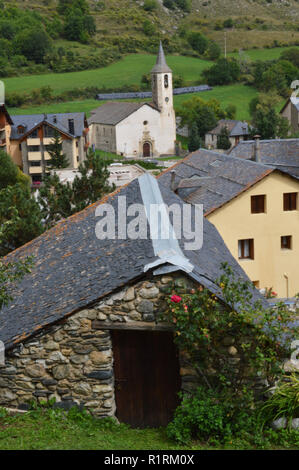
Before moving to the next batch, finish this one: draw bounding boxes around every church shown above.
[88,43,177,158]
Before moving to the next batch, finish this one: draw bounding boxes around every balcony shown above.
[29,166,42,175]
[27,138,40,146]
[43,137,55,145]
[28,152,42,161]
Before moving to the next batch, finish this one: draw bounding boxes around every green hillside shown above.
[2,54,214,95]
[3,0,299,54]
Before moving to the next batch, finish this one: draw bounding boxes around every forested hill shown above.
[1,0,299,79]
[3,0,299,52]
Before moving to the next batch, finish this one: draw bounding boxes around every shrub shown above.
[187,31,208,55]
[167,387,256,444]
[143,0,158,11]
[203,58,241,85]
[259,374,299,428]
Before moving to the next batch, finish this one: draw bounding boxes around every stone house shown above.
[205,120,249,150]
[0,174,264,427]
[4,111,89,185]
[88,43,176,158]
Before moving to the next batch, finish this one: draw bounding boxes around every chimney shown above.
[253,135,261,163]
[170,170,176,192]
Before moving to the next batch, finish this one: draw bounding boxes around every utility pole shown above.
[224,32,227,58]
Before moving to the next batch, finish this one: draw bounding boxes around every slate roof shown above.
[10,112,87,140]
[0,176,263,350]
[159,149,276,214]
[228,139,299,178]
[207,120,249,137]
[88,102,159,126]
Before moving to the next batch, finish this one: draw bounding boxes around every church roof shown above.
[151,42,172,74]
[88,102,159,126]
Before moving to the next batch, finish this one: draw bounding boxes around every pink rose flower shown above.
[171,295,182,303]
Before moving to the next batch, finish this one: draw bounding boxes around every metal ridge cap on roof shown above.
[138,173,194,274]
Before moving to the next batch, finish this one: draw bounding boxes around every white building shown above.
[88,43,176,158]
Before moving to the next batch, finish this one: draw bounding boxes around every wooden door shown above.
[112,329,181,428]
[143,142,151,157]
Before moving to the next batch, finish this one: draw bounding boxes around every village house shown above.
[0,103,13,155]
[205,119,249,150]
[0,174,264,427]
[229,138,299,178]
[88,43,176,158]
[1,109,89,185]
[159,149,299,298]
[280,96,299,134]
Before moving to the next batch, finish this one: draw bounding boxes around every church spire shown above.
[151,41,172,74]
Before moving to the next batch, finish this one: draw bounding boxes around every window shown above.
[30,161,41,167]
[17,125,25,135]
[281,235,292,250]
[251,195,266,213]
[164,74,169,88]
[29,129,38,138]
[44,125,55,138]
[238,239,254,259]
[68,119,75,135]
[283,192,297,211]
[253,281,260,288]
[28,145,40,152]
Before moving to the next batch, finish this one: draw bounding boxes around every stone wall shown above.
[0,273,199,415]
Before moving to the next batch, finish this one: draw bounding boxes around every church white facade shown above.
[88,43,176,158]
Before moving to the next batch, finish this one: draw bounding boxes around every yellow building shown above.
[160,149,299,298]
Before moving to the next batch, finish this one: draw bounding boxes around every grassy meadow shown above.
[8,84,266,121]
[2,54,214,96]
[5,47,294,121]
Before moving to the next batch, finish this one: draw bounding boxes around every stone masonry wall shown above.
[0,273,200,415]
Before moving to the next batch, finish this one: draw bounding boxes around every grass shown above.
[0,408,298,450]
[2,54,213,96]
[8,85,263,121]
[228,46,299,62]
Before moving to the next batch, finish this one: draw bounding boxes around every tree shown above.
[0,184,43,256]
[46,131,69,170]
[188,123,202,152]
[206,41,221,61]
[0,150,18,189]
[0,150,30,190]
[187,31,208,55]
[178,97,220,139]
[57,0,89,16]
[13,28,52,64]
[249,94,290,139]
[225,104,237,119]
[203,58,241,86]
[143,0,158,11]
[280,48,299,69]
[217,126,231,150]
[39,149,114,228]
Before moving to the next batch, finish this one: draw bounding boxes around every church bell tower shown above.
[151,42,174,113]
